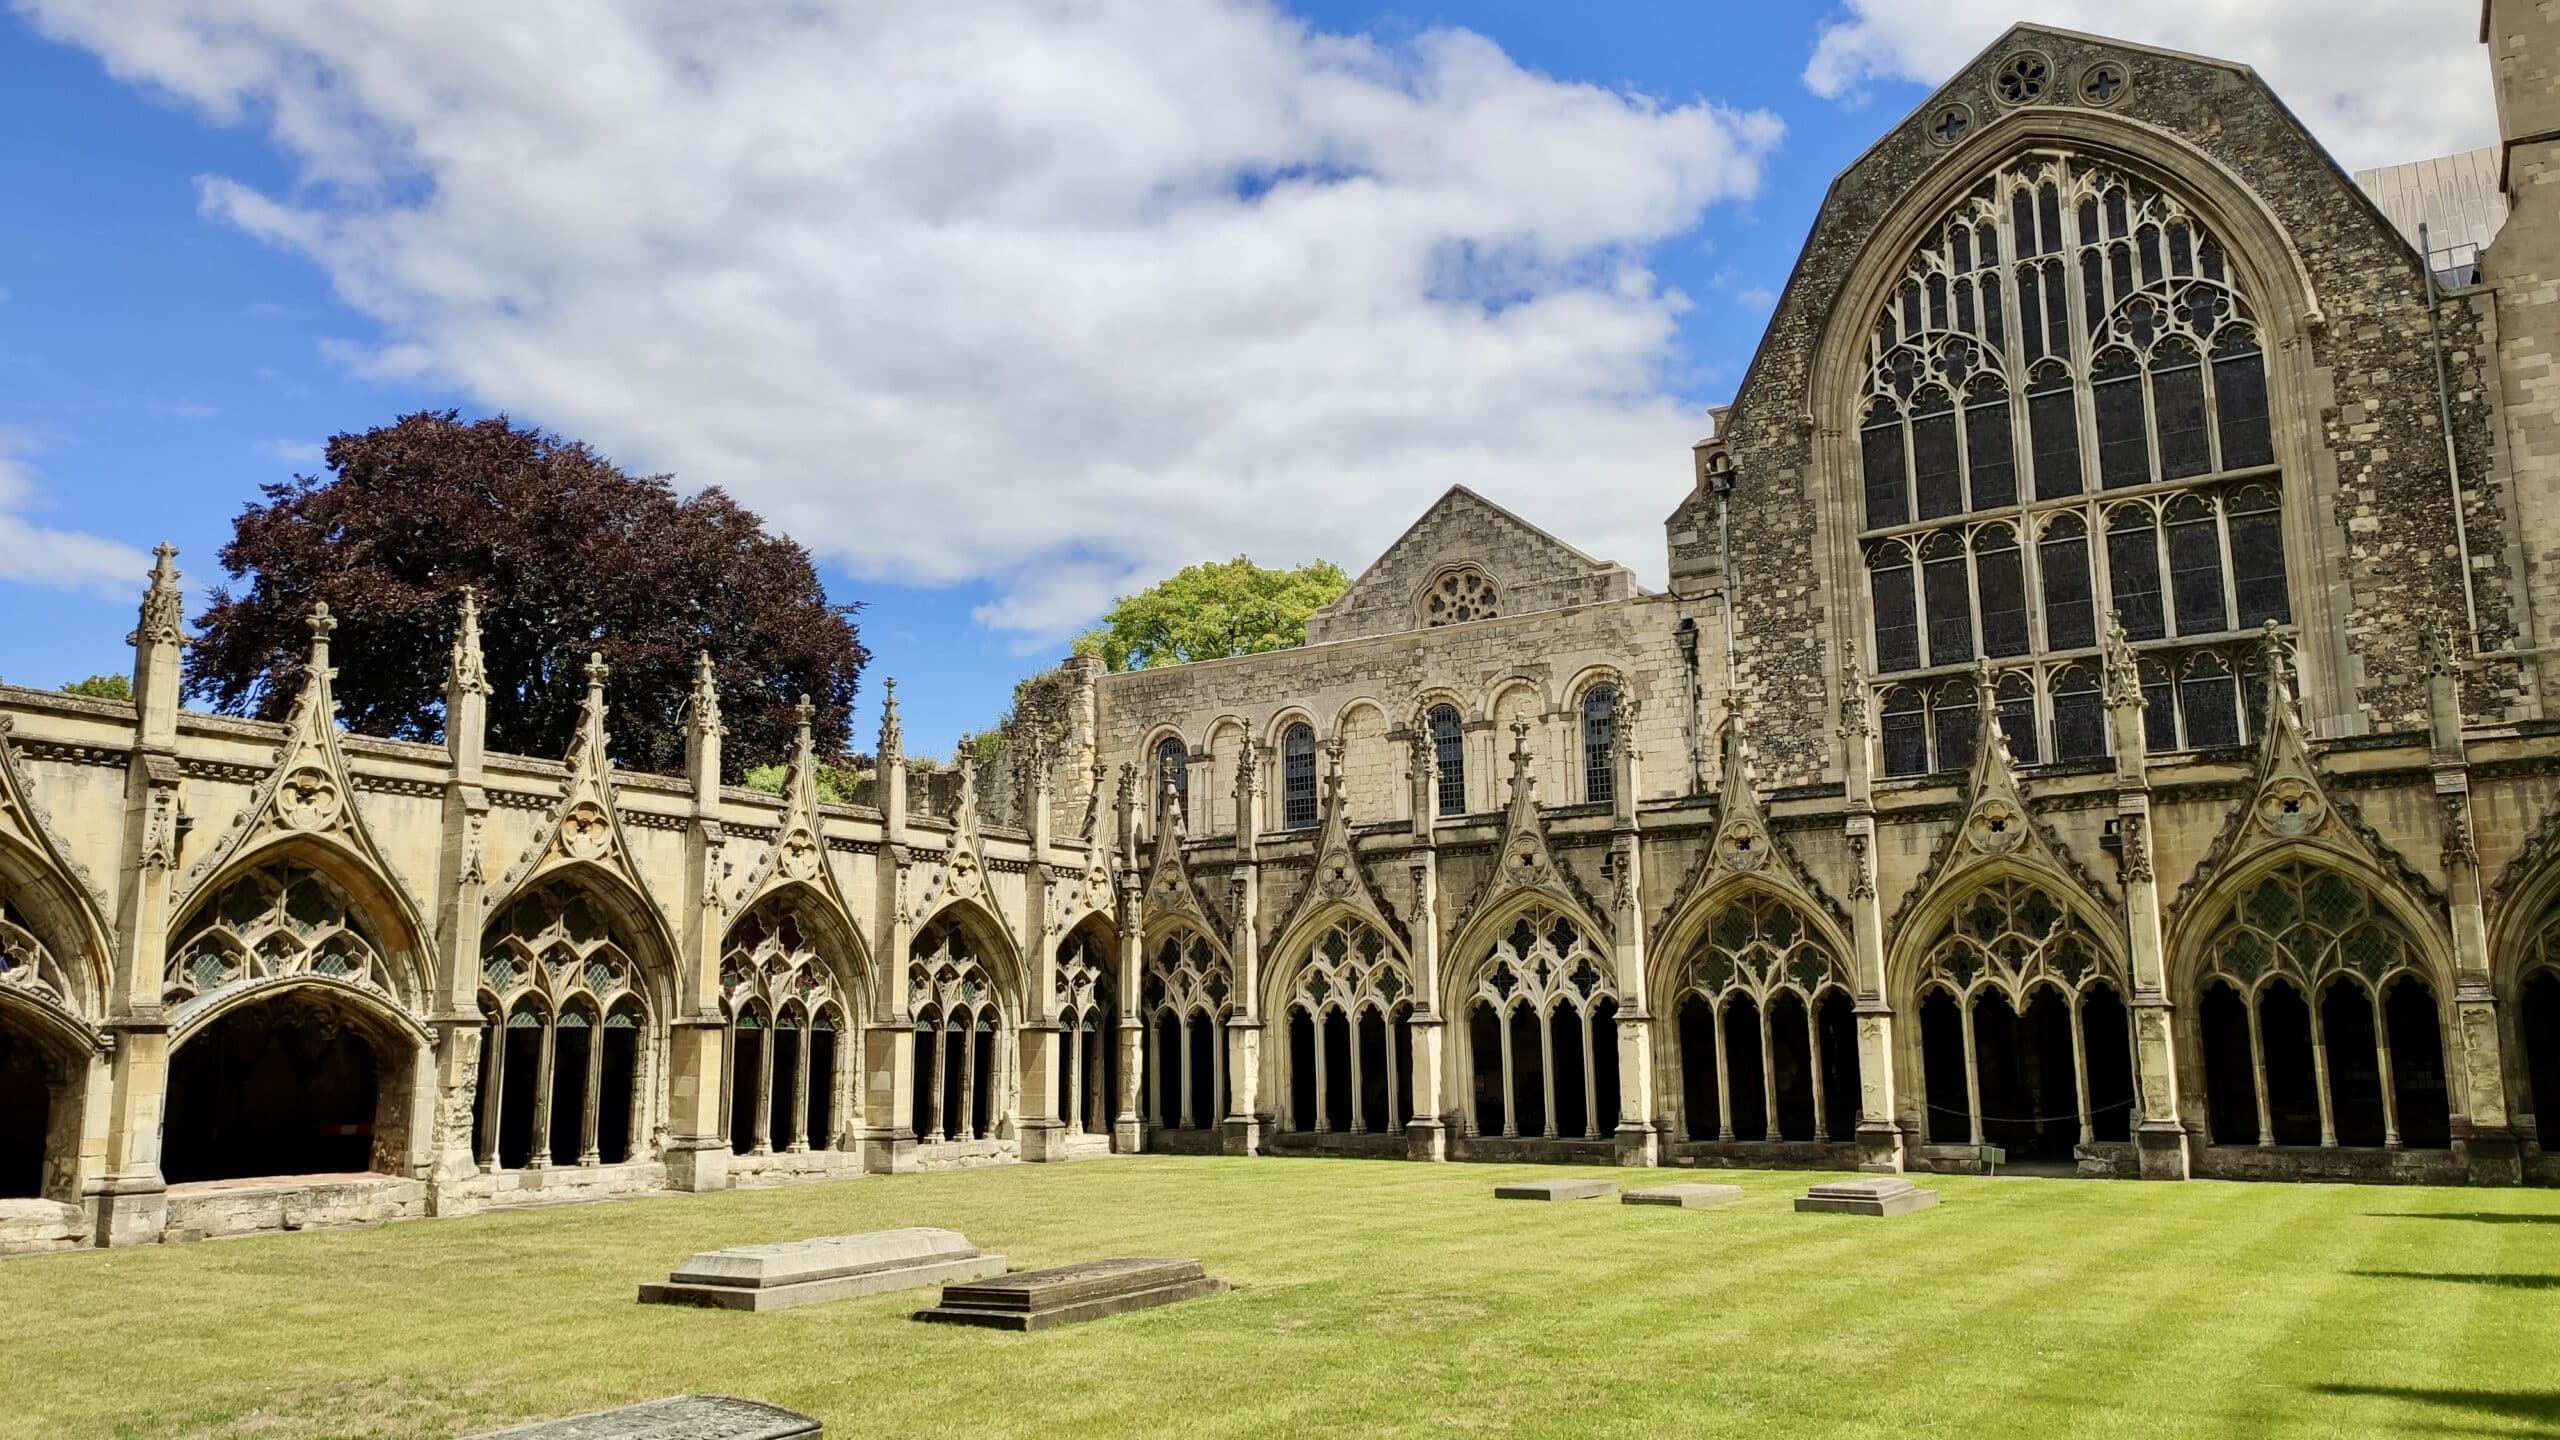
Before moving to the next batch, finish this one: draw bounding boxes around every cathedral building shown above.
[6,13,2560,1253]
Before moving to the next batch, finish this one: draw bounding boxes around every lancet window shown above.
[1671,892,1860,1145]
[1281,724,1318,830]
[167,863,394,1007]
[476,883,645,1171]
[1142,930,1231,1134]
[1281,919,1415,1138]
[1464,907,1621,1143]
[1429,704,1466,817]
[2193,863,2448,1149]
[909,917,1005,1143]
[719,900,851,1157]
[1056,930,1118,1135]
[1860,150,2289,776]
[1581,686,1619,807]
[1911,879,2136,1159]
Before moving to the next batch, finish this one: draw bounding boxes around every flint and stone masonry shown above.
[9,14,2560,1256]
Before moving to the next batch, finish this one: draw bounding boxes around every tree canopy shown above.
[186,410,868,780]
[60,674,132,702]
[1076,556,1348,671]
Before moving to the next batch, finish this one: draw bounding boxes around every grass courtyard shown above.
[4,1159,2557,1438]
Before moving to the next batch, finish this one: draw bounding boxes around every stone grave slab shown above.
[465,1394,820,1439]
[1494,1178,1616,1201]
[1622,1183,1745,1209]
[1793,1176,1941,1217]
[639,1227,1006,1312]
[913,1257,1229,1331]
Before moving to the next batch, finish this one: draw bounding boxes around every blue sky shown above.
[0,1,2492,761]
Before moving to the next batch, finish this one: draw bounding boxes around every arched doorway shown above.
[1057,924,1122,1137]
[164,991,403,1183]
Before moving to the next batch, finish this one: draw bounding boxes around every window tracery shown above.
[1142,930,1229,1132]
[1280,918,1414,1136]
[1056,930,1117,1136]
[168,863,392,1007]
[1858,150,2288,776]
[1671,893,1858,1145]
[909,917,1004,1142]
[0,897,69,1007]
[719,900,850,1155]
[477,882,646,1170]
[1423,567,1500,627]
[1465,906,1621,1142]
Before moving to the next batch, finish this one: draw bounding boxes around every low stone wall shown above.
[724,1149,867,1188]
[164,1175,427,1241]
[1451,1136,1620,1166]
[463,1160,671,1210]
[1264,1131,1406,1160]
[0,1197,88,1255]
[910,1137,1016,1171]
[1142,1128,1225,1156]
[1669,1139,1863,1172]
[2190,1144,2468,1186]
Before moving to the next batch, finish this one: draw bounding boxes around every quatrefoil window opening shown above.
[1928,103,1973,148]
[2079,61,2128,106]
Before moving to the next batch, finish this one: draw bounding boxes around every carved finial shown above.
[794,693,816,742]
[448,586,489,697]
[584,650,612,696]
[878,676,903,759]
[2424,621,2465,679]
[2256,621,2299,731]
[2101,609,2141,709]
[686,650,723,737]
[1837,642,1870,741]
[305,600,337,675]
[1506,718,1536,800]
[130,542,185,648]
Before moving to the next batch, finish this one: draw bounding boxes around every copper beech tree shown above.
[187,410,868,780]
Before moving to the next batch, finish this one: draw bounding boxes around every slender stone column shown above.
[1959,999,1984,1148]
[1714,1006,1736,1142]
[1759,1002,1781,1142]
[2105,618,2188,1179]
[580,1022,605,1164]
[787,1026,811,1153]
[1499,1016,1518,1138]
[2069,1003,2093,1149]
[1348,1017,1367,1135]
[957,1024,978,1140]
[1806,1005,1828,1144]
[2248,996,2274,1147]
[2376,996,2403,1147]
[527,1018,558,1170]
[477,1024,505,1171]
[2309,996,2337,1148]
[925,1024,947,1140]
[1399,739,1446,1160]
[1837,648,1904,1173]
[2425,628,2520,1183]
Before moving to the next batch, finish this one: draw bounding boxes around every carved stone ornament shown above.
[778,829,820,881]
[2255,774,2324,840]
[560,801,614,861]
[276,766,341,832]
[1966,794,2027,855]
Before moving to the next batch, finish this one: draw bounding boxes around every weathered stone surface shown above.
[640,1228,1005,1312]
[1622,1183,1744,1209]
[1494,1179,1616,1201]
[914,1257,1230,1331]
[464,1394,820,1439]
[1795,1177,1941,1217]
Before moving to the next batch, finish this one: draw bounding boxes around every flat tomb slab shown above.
[914,1257,1229,1332]
[1794,1177,1941,1217]
[465,1394,820,1439]
[639,1228,1007,1312]
[1622,1183,1745,1209]
[1495,1179,1616,1201]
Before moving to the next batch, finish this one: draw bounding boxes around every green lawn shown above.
[6,1159,2558,1438]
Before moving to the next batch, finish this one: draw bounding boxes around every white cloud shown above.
[252,437,324,466]
[1805,2,2494,173]
[0,427,153,598]
[18,0,1783,642]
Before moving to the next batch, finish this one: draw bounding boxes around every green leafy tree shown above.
[185,411,868,780]
[60,674,133,702]
[1077,556,1348,671]
[740,756,871,804]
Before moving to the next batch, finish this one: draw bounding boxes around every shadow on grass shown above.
[2310,1384,2560,1428]
[2350,1270,2560,1290]
[2364,1212,2560,1225]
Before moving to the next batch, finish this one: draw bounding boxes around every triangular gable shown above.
[2168,629,2442,929]
[1138,765,1228,940]
[1887,662,2115,944]
[1267,740,1408,955]
[1451,718,1611,943]
[1308,486,1639,641]
[908,756,1020,953]
[0,714,114,1004]
[729,697,864,939]
[174,603,432,949]
[1655,702,1848,943]
[487,653,665,937]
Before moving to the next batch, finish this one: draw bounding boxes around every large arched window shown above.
[909,915,1007,1144]
[1153,736,1189,830]
[1281,724,1318,830]
[1580,686,1619,807]
[1673,892,1860,1145]
[167,863,394,1007]
[1280,919,1414,1138]
[478,883,647,1171]
[1056,927,1118,1136]
[2195,863,2447,1149]
[1428,705,1466,817]
[719,900,855,1157]
[1860,151,2288,777]
[1465,907,1620,1142]
[1142,930,1230,1135]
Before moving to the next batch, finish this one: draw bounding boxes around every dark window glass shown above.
[2050,671,2107,760]
[2030,384,2081,500]
[2214,346,2274,468]
[2181,663,2241,749]
[1882,692,1929,777]
[1582,687,1618,807]
[1965,395,2016,510]
[1932,685,1977,773]
[2138,660,2178,752]
[1871,556,1921,673]
[2039,529,2096,650]
[2229,497,2291,626]
[1282,725,1317,830]
[2012,189,2036,254]
[1430,706,1465,818]
[2094,370,2151,488]
[2108,514,2165,641]
[1912,403,1962,520]
[1155,737,1189,829]
[1976,537,2029,658]
[2166,504,2228,636]
[1861,421,1907,528]
[1923,546,1974,667]
[1997,682,2040,764]
[2043,262,2071,359]
[2039,185,2063,253]
[2153,358,2211,479]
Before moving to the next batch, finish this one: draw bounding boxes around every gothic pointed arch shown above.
[726,698,867,956]
[1136,774,1226,941]
[0,717,112,1032]
[1886,664,2117,967]
[1445,719,1610,963]
[1264,741,1408,968]
[1651,703,1851,988]
[2164,631,2449,980]
[907,759,1019,958]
